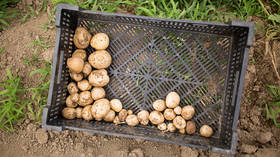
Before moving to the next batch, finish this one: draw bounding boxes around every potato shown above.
[118,109,128,122]
[76,107,83,118]
[78,91,93,106]
[158,123,167,131]
[126,114,139,126]
[91,87,106,100]
[66,95,78,108]
[200,125,213,137]
[62,107,76,119]
[70,93,79,103]
[137,110,149,125]
[127,110,133,115]
[77,79,92,91]
[70,72,83,82]
[179,129,185,134]
[88,69,110,87]
[73,27,91,49]
[88,50,112,69]
[110,99,122,112]
[90,33,109,50]
[91,98,110,120]
[67,82,79,94]
[173,116,186,130]
[82,105,93,120]
[174,106,182,115]
[152,99,166,111]
[82,62,92,76]
[166,92,180,108]
[113,116,121,125]
[167,123,176,132]
[181,105,195,120]
[104,110,116,122]
[149,111,164,125]
[72,49,87,61]
[67,57,84,73]
[163,109,176,120]
[186,121,196,135]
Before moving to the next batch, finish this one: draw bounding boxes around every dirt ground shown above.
[1,2,280,157]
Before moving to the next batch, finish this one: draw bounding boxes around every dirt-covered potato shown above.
[149,111,164,125]
[166,92,180,108]
[158,123,167,131]
[173,116,186,130]
[167,123,176,132]
[126,114,139,126]
[137,110,149,125]
[76,107,83,118]
[200,125,213,137]
[90,33,109,50]
[88,69,110,87]
[72,49,87,61]
[67,57,84,73]
[70,93,79,103]
[67,82,79,94]
[91,98,110,121]
[73,27,91,49]
[91,87,106,100]
[70,72,83,82]
[152,99,166,111]
[181,105,195,120]
[113,116,121,125]
[82,105,93,120]
[78,91,93,106]
[174,106,182,115]
[88,50,112,69]
[179,129,185,134]
[110,99,122,112]
[66,95,78,108]
[118,109,128,122]
[127,110,133,115]
[82,62,92,76]
[163,109,176,120]
[77,79,92,91]
[186,121,196,135]
[104,110,116,122]
[62,107,76,119]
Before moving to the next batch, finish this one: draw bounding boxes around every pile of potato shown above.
[62,27,213,138]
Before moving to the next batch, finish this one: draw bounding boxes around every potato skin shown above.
[88,69,110,87]
[70,93,79,103]
[173,116,186,130]
[149,111,164,125]
[174,106,182,115]
[166,92,180,108]
[67,82,79,94]
[200,125,213,137]
[66,95,78,108]
[90,33,110,50]
[82,62,92,76]
[126,114,139,126]
[88,50,112,69]
[91,98,110,120]
[73,27,91,49]
[158,123,167,131]
[77,79,92,91]
[67,57,84,73]
[163,109,176,120]
[167,123,176,132]
[62,107,76,119]
[91,87,106,100]
[118,109,128,122]
[82,105,93,120]
[137,110,149,125]
[104,110,115,122]
[72,49,87,61]
[152,99,166,111]
[78,91,93,106]
[186,121,196,135]
[76,107,83,118]
[70,72,83,82]
[181,105,195,120]
[110,99,123,112]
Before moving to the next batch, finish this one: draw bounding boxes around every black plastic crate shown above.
[42,4,254,155]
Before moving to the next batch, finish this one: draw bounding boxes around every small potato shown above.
[163,109,176,121]
[90,33,109,50]
[91,98,110,120]
[104,110,116,122]
[166,92,180,108]
[167,123,176,132]
[179,129,185,134]
[67,57,84,73]
[88,69,110,87]
[186,121,196,135]
[67,82,79,94]
[66,95,78,108]
[82,105,93,120]
[137,110,149,125]
[127,110,133,115]
[91,87,106,100]
[70,93,79,103]
[173,116,186,130]
[126,114,139,126]
[88,50,112,69]
[62,107,76,119]
[181,105,195,120]
[73,27,91,49]
[110,99,123,112]
[158,123,167,131]
[152,99,166,111]
[78,91,93,106]
[72,49,87,61]
[113,116,121,125]
[118,109,128,122]
[149,111,164,125]
[174,106,182,115]
[82,62,92,76]
[200,125,213,137]
[76,107,83,118]
[77,79,92,91]
[70,72,83,82]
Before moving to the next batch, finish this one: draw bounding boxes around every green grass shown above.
[265,85,280,127]
[25,36,51,54]
[0,0,20,30]
[0,46,5,54]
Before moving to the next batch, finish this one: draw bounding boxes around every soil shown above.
[0,2,280,157]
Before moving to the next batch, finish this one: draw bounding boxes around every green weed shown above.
[21,6,35,23]
[25,36,51,54]
[0,0,20,30]
[265,85,280,127]
[0,46,5,54]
